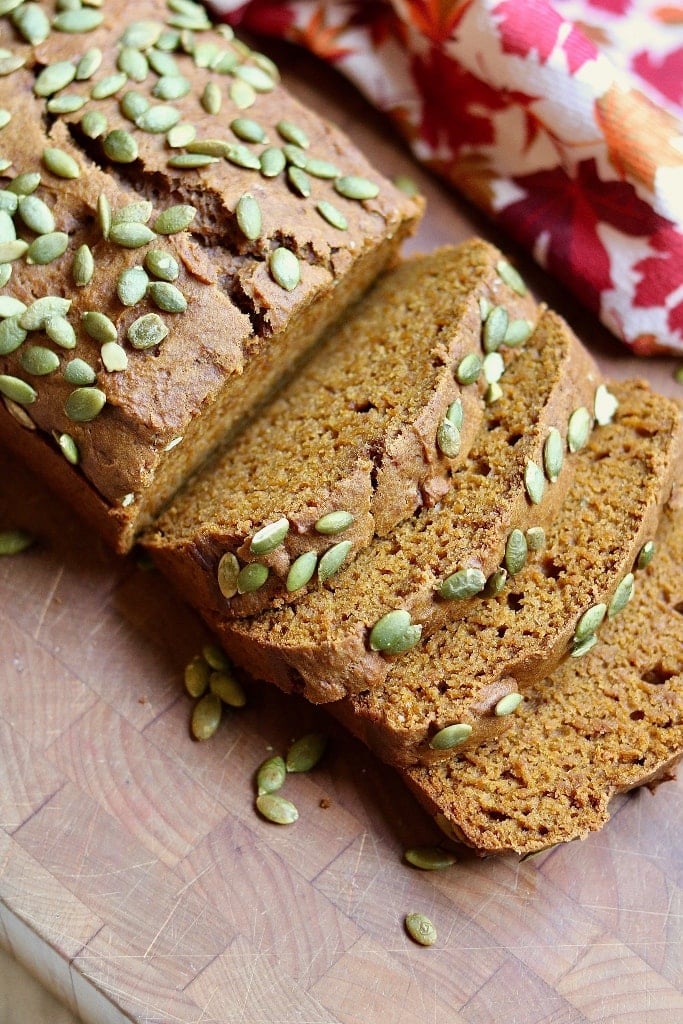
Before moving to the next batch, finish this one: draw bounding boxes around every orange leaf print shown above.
[595,83,683,191]
[403,0,472,43]
[652,6,683,24]
[293,6,354,62]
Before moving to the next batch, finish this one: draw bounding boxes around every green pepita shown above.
[0,317,26,355]
[153,204,197,234]
[436,418,461,458]
[608,572,635,618]
[250,517,289,555]
[0,295,26,318]
[229,79,255,110]
[305,158,340,180]
[286,732,327,773]
[318,540,352,583]
[567,406,592,453]
[575,602,607,641]
[594,384,618,426]
[120,90,149,122]
[234,64,275,93]
[64,386,106,422]
[20,296,71,330]
[145,249,179,281]
[224,143,261,170]
[102,129,138,163]
[19,345,60,376]
[127,312,168,349]
[167,153,219,169]
[217,551,240,598]
[237,562,269,594]
[235,193,262,240]
[525,526,546,552]
[314,510,354,535]
[210,669,246,707]
[0,238,31,262]
[203,643,231,671]
[45,316,76,350]
[34,60,77,97]
[504,528,528,576]
[26,232,69,265]
[482,305,508,353]
[259,146,286,178]
[393,174,419,197]
[0,529,34,555]
[369,609,413,654]
[482,351,505,383]
[116,266,149,306]
[503,318,534,347]
[404,912,437,947]
[82,310,117,344]
[495,692,523,716]
[484,567,508,596]
[52,8,104,31]
[636,540,655,570]
[429,723,472,750]
[316,200,348,231]
[543,427,564,483]
[191,692,222,741]
[109,222,155,248]
[100,341,128,372]
[231,117,266,144]
[256,755,286,796]
[404,847,456,871]
[286,550,317,592]
[270,246,300,291]
[276,120,309,148]
[152,74,190,101]
[571,633,598,658]
[287,165,310,197]
[117,47,149,82]
[148,281,187,313]
[524,459,545,505]
[334,175,379,201]
[167,122,196,148]
[75,46,103,80]
[184,654,210,698]
[439,567,486,601]
[120,19,164,50]
[0,192,18,214]
[47,93,87,114]
[496,258,527,295]
[455,352,481,385]
[91,72,128,100]
[255,792,298,825]
[0,263,11,287]
[43,147,81,179]
[63,358,96,385]
[57,432,79,465]
[0,374,36,404]
[6,172,41,196]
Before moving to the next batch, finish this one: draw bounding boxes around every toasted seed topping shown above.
[145,249,180,281]
[287,166,311,198]
[120,19,164,49]
[13,2,50,43]
[230,116,266,144]
[147,48,179,76]
[117,265,149,305]
[20,296,71,330]
[153,74,191,101]
[193,41,220,68]
[43,147,81,179]
[543,427,564,483]
[405,912,437,947]
[113,200,154,226]
[270,246,300,291]
[82,311,118,344]
[316,200,348,230]
[393,174,419,197]
[102,129,138,163]
[0,263,11,287]
[0,317,26,355]
[53,8,104,31]
[117,47,149,82]
[504,528,528,576]
[260,146,286,177]
[256,792,298,825]
[109,222,156,248]
[369,609,422,654]
[455,352,481,385]
[19,345,60,376]
[0,295,27,317]
[184,654,210,698]
[404,847,456,870]
[282,145,308,169]
[0,53,26,76]
[63,358,96,386]
[0,191,18,214]
[80,110,107,144]
[0,529,34,555]
[503,318,533,347]
[276,120,309,148]
[26,232,69,265]
[524,459,545,505]
[100,341,128,372]
[571,633,598,658]
[485,381,503,405]
[575,602,607,641]
[217,551,240,598]
[7,172,41,196]
[256,755,286,796]
[47,92,87,114]
[250,517,289,555]
[168,153,218,169]
[64,386,106,422]
[429,723,472,750]
[203,642,231,672]
[482,351,504,383]
[120,89,149,121]
[237,562,269,594]
[0,374,37,404]
[495,692,524,717]
[235,64,275,92]
[185,139,231,159]
[76,46,103,80]
[0,239,26,262]
[127,312,168,349]
[334,175,380,201]
[286,733,327,773]
[314,510,354,535]
[496,258,527,295]
[2,396,33,428]
[306,157,341,180]
[483,305,508,353]
[286,550,318,592]
[224,142,261,170]
[167,122,196,148]
[235,193,261,240]
[229,79,255,109]
[436,418,461,458]
[97,192,112,239]
[191,692,222,741]
[608,572,635,618]
[0,209,15,243]
[34,61,77,97]
[567,406,592,453]
[636,540,655,569]
[153,204,197,234]
[91,72,128,100]
[148,281,187,313]
[318,540,352,583]
[57,432,79,465]
[439,567,486,601]
[594,384,618,426]
[212,50,239,74]
[484,567,508,596]
[444,399,463,430]
[526,526,546,552]
[210,669,246,707]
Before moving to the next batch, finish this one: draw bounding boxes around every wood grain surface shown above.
[1,46,682,1024]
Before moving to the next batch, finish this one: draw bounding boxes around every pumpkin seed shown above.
[145,249,179,281]
[404,847,456,871]
[152,75,190,101]
[256,755,286,796]
[594,384,618,426]
[231,117,266,144]
[334,175,379,200]
[404,912,437,947]
[496,258,527,295]
[270,246,300,291]
[26,232,69,265]
[260,146,286,178]
[184,653,210,698]
[608,572,634,618]
[212,50,239,74]
[526,526,546,552]
[52,8,104,31]
[148,281,187,313]
[100,341,128,372]
[68,246,93,291]
[168,153,219,169]
[202,643,231,671]
[120,19,163,49]
[127,312,168,349]
[543,427,564,483]
[167,10,211,31]
[34,61,77,97]
[0,0,23,17]
[250,517,289,555]
[19,345,60,376]
[224,143,261,170]
[97,192,111,238]
[286,550,317,592]
[156,29,181,51]
[147,48,179,76]
[229,79,255,109]
[0,295,26,317]
[575,602,607,641]
[57,432,79,464]
[429,723,472,750]
[102,129,138,163]
[116,266,148,305]
[113,200,154,226]
[455,352,481,385]
[20,296,71,330]
[44,317,75,352]
[153,204,197,234]
[217,551,240,598]
[47,93,87,114]
[567,406,592,453]
[282,144,308,169]
[82,310,118,344]
[191,692,222,740]
[75,46,103,80]
[0,374,36,404]
[636,540,655,569]
[117,47,149,82]
[484,567,508,596]
[235,193,262,240]
[0,209,14,243]
[436,418,460,458]
[674,365,683,385]
[316,200,348,230]
[0,263,11,287]
[0,54,25,76]
[503,318,533,347]
[0,529,34,555]
[210,669,246,707]
[120,90,149,121]
[3,399,34,431]
[276,120,309,148]
[524,459,545,505]
[0,192,18,213]
[369,609,413,653]
[286,732,327,773]
[64,386,106,421]
[234,64,275,92]
[504,528,527,575]
[13,2,50,42]
[237,562,269,594]
[305,158,340,179]
[7,172,41,196]
[256,793,298,825]
[439,567,486,601]
[193,41,219,68]
[63,358,96,385]
[109,222,155,247]
[167,122,196,148]
[485,381,503,406]
[314,510,354,535]
[483,305,508,353]
[136,104,182,133]
[43,147,81,178]
[287,166,310,197]
[196,79,221,115]
[571,633,598,658]
[495,692,523,716]
[318,540,352,583]
[0,317,26,355]
[393,174,419,197]
[482,351,504,383]
[91,72,128,100]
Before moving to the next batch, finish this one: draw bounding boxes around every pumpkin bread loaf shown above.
[145,241,539,616]
[204,308,602,703]
[402,487,683,855]
[0,0,421,552]
[329,380,683,766]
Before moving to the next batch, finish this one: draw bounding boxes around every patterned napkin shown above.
[211,0,683,356]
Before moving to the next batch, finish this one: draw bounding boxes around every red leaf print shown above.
[494,0,597,73]
[632,46,683,107]
[633,227,683,309]
[221,0,297,35]
[402,0,472,43]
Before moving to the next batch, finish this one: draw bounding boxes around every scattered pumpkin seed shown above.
[594,384,618,426]
[429,723,472,750]
[0,191,18,213]
[260,146,286,178]
[455,352,481,385]
[256,792,298,825]
[575,602,607,641]
[202,643,231,671]
[193,41,219,68]
[43,147,80,179]
[230,117,265,144]
[316,200,348,231]
[19,345,60,376]
[184,653,210,698]
[286,550,317,592]
[0,295,27,317]
[63,358,96,385]
[674,365,683,385]
[280,145,306,168]
[148,280,187,313]
[156,28,181,50]
[115,266,147,306]
[0,54,25,76]
[305,158,341,180]
[186,138,231,156]
[26,232,69,265]
[191,692,222,740]
[167,122,196,148]
[439,567,486,601]
[524,459,545,505]
[235,193,261,240]
[482,351,505,383]
[82,310,118,344]
[543,427,564,483]
[7,172,41,196]
[250,517,289,555]
[314,510,354,535]
[234,64,275,92]
[229,79,255,109]
[139,104,183,134]
[212,50,239,74]
[484,567,508,596]
[223,142,261,171]
[168,153,218,169]
[120,19,163,49]
[405,912,437,947]
[483,305,508,353]
[567,406,592,453]
[117,47,149,82]
[0,263,11,287]
[20,296,71,330]
[286,732,327,773]
[571,633,598,658]
[0,529,34,555]
[369,609,420,654]
[608,572,635,618]
[120,89,149,121]
[318,540,352,583]
[97,192,111,238]
[13,2,50,42]
[76,46,103,80]
[112,201,153,228]
[34,60,77,97]
[485,381,503,405]
[167,9,211,31]
[636,540,655,569]
[91,72,128,100]
[393,174,419,197]
[404,847,457,870]
[495,692,523,716]
[256,755,286,796]
[526,526,546,553]
[334,175,379,201]
[237,561,269,594]
[0,239,28,263]
[145,249,179,281]
[0,0,23,16]
[0,209,14,243]
[504,529,527,576]
[436,418,461,458]
[47,93,87,114]
[64,386,106,422]
[496,258,527,295]
[217,551,240,598]
[100,341,128,372]
[0,374,36,404]
[52,8,104,31]
[57,432,79,464]
[153,204,197,234]
[276,120,309,148]
[0,317,26,355]
[109,222,155,248]
[503,318,533,347]
[152,74,190,101]
[147,47,179,76]
[127,312,168,349]
[287,166,311,197]
[210,669,246,707]
[270,246,300,291]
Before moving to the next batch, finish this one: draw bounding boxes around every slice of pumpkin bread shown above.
[330,380,683,766]
[206,308,602,702]
[145,241,539,615]
[401,486,683,855]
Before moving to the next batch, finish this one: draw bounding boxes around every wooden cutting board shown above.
[1,48,682,1024]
